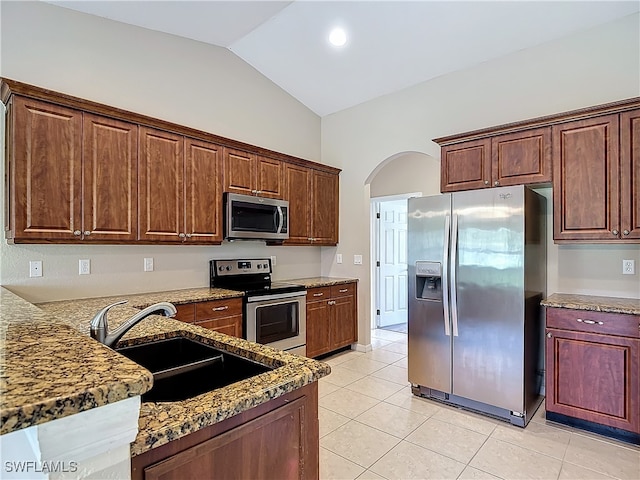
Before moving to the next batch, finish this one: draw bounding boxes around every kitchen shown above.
[1,1,639,479]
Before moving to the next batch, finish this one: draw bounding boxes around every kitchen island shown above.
[1,286,330,478]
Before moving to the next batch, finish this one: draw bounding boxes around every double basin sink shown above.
[116,336,273,402]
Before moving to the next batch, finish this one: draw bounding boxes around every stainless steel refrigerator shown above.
[408,185,546,427]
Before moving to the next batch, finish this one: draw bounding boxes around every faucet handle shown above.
[90,300,128,342]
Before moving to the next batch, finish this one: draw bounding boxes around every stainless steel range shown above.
[210,259,306,356]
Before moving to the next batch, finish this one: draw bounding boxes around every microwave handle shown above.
[276,206,284,233]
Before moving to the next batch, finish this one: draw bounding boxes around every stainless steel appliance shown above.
[210,259,306,355]
[225,193,289,241]
[408,185,546,427]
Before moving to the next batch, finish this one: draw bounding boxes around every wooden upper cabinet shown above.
[311,170,339,245]
[83,113,138,241]
[491,127,552,187]
[185,138,223,243]
[553,115,620,242]
[620,109,640,240]
[283,163,312,244]
[138,127,185,242]
[8,97,82,241]
[223,148,283,198]
[440,139,491,192]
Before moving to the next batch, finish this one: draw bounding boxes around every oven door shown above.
[245,291,306,355]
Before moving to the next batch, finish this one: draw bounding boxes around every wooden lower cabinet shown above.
[173,298,243,338]
[132,382,319,480]
[306,283,357,358]
[545,308,640,437]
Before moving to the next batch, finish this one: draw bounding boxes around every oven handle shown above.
[246,291,307,303]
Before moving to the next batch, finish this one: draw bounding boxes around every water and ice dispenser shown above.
[415,261,443,301]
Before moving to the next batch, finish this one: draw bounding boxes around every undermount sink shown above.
[115,336,273,402]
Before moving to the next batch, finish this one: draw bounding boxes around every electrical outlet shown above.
[336,254,343,264]
[144,258,154,272]
[270,255,277,267]
[79,259,91,275]
[354,254,363,265]
[29,260,42,278]
[622,259,635,275]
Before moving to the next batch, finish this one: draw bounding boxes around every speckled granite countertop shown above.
[289,277,358,288]
[1,286,330,457]
[542,293,640,315]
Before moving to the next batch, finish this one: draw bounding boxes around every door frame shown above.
[370,192,421,329]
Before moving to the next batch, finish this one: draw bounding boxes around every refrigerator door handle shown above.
[450,213,459,337]
[442,214,451,336]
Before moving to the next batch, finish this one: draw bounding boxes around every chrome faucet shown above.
[90,300,177,348]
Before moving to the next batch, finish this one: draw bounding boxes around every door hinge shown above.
[376,213,380,219]
[376,309,380,316]
[376,261,380,267]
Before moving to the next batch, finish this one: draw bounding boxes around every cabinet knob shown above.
[612,230,619,236]
[623,230,630,236]
[178,233,186,238]
[83,231,91,236]
[494,181,500,186]
[484,180,489,185]
[73,230,81,236]
[546,332,552,338]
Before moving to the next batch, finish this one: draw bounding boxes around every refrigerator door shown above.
[451,186,525,412]
[408,194,452,393]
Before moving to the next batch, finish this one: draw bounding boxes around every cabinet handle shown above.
[212,306,229,311]
[251,189,258,194]
[484,180,489,185]
[577,318,603,326]
[83,231,91,236]
[494,181,500,186]
[313,293,324,297]
[73,230,81,236]
[178,233,186,238]
[546,332,552,338]
[612,230,619,236]
[328,300,336,305]
[623,230,630,236]
[339,289,348,293]
[186,233,192,238]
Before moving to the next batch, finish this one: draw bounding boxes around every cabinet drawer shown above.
[174,303,195,323]
[546,308,639,338]
[331,283,356,298]
[194,316,243,338]
[307,287,331,302]
[195,298,243,321]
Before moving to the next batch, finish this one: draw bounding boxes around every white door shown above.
[377,199,408,327]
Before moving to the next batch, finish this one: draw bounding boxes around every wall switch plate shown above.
[354,254,363,265]
[79,259,91,275]
[336,254,343,264]
[622,259,635,275]
[29,260,42,278]
[144,258,154,272]
[270,255,277,267]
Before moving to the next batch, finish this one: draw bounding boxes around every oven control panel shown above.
[212,259,272,276]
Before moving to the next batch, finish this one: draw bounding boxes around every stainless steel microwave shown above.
[224,193,289,241]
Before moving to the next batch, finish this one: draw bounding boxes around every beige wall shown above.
[0,1,322,302]
[369,152,440,199]
[322,13,640,348]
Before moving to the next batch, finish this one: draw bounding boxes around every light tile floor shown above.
[318,328,640,480]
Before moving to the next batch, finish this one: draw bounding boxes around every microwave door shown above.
[276,206,283,233]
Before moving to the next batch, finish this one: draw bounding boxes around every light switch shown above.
[144,258,154,272]
[336,254,343,264]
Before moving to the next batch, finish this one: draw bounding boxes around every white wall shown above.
[0,1,322,302]
[322,13,640,347]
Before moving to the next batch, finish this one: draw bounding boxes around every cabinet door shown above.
[223,147,256,196]
[10,97,82,241]
[311,170,339,245]
[546,328,639,434]
[306,299,332,358]
[83,114,138,241]
[283,163,312,244]
[620,109,640,240]
[553,115,620,242]
[185,138,223,243]
[256,156,283,198]
[491,127,551,187]
[440,139,491,192]
[331,293,357,349]
[143,396,312,480]
[138,127,184,242]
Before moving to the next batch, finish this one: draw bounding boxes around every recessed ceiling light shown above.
[329,27,347,47]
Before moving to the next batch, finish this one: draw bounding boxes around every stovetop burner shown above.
[209,259,305,297]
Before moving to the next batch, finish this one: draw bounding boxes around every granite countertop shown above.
[1,286,330,456]
[542,293,640,315]
[289,276,358,288]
